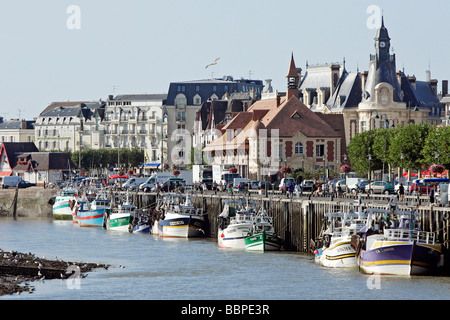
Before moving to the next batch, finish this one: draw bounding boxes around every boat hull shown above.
[218,223,251,249]
[133,222,151,233]
[358,240,442,275]
[245,231,282,252]
[318,239,357,268]
[52,198,75,220]
[77,209,105,228]
[159,216,207,238]
[106,213,132,232]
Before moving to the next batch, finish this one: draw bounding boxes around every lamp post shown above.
[400,153,404,180]
[368,154,372,181]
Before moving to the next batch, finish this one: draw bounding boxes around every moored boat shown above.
[244,210,282,252]
[53,189,78,220]
[218,199,258,249]
[353,198,443,275]
[158,194,208,238]
[77,196,111,228]
[105,194,135,232]
[315,206,367,268]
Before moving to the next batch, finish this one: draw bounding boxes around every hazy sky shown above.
[0,0,449,120]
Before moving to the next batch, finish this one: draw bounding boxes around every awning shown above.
[109,174,129,179]
[139,163,160,169]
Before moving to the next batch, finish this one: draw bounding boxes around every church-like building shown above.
[298,17,444,144]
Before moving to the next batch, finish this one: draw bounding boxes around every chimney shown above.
[243,102,248,112]
[20,119,27,129]
[108,95,114,100]
[396,70,403,87]
[442,80,448,96]
[361,71,368,91]
[408,75,416,90]
[276,94,281,107]
[430,79,438,95]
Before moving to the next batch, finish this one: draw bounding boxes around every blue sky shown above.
[0,0,448,120]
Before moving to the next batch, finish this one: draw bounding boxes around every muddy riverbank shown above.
[0,248,109,296]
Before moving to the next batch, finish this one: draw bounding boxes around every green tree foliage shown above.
[348,123,444,175]
[347,129,380,177]
[71,148,144,170]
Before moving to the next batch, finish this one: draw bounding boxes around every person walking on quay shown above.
[398,183,405,201]
[295,183,301,198]
[288,183,294,199]
[430,186,435,204]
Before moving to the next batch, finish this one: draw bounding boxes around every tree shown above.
[422,125,450,169]
[389,123,431,171]
[347,129,380,177]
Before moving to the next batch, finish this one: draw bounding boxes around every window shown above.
[212,85,217,92]
[316,144,324,157]
[224,85,228,92]
[294,142,303,155]
[361,121,367,132]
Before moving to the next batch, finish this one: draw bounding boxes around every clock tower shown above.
[286,53,300,100]
[375,17,391,63]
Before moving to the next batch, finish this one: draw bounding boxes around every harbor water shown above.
[1,217,449,301]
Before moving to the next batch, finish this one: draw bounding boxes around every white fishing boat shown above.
[218,199,258,249]
[53,188,78,220]
[158,194,208,238]
[244,209,282,252]
[104,193,135,232]
[315,206,367,268]
[354,198,443,275]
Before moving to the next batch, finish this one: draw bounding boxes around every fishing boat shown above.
[104,193,135,232]
[53,188,78,220]
[244,209,282,252]
[158,194,208,238]
[218,199,258,249]
[353,197,443,275]
[130,210,151,234]
[314,207,367,268]
[77,196,111,228]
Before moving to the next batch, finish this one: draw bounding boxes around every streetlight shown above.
[368,154,372,181]
[400,153,404,180]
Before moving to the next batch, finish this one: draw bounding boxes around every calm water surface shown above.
[0,217,449,300]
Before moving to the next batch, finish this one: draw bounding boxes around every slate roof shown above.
[165,77,263,106]
[0,142,39,171]
[111,94,167,102]
[326,72,362,110]
[13,152,76,171]
[0,120,35,130]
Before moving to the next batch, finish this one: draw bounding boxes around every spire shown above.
[286,53,298,78]
[286,53,299,100]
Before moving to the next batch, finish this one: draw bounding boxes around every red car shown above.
[409,183,432,195]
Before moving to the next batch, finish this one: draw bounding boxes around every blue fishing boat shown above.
[77,197,111,228]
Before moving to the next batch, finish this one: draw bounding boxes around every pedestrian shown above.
[295,183,301,198]
[336,182,342,198]
[430,186,435,204]
[399,183,405,201]
[288,183,294,199]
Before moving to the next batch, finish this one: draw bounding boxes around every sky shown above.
[0,0,449,120]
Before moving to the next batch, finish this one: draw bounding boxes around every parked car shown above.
[355,180,370,193]
[394,181,413,195]
[248,181,261,190]
[300,180,315,192]
[367,181,395,194]
[17,181,36,188]
[279,178,296,191]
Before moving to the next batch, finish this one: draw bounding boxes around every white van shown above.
[0,176,22,189]
[279,177,295,191]
[346,177,368,193]
[122,177,148,190]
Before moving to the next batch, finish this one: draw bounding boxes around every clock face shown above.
[380,41,386,48]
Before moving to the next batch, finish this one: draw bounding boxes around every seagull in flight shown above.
[205,57,220,69]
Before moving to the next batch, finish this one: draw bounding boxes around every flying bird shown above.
[205,57,220,69]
